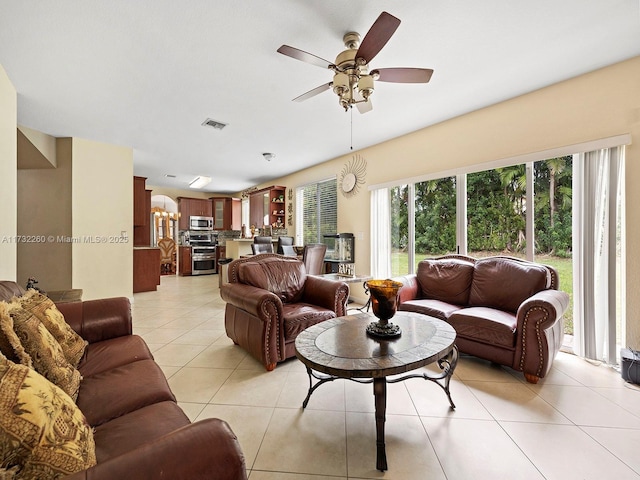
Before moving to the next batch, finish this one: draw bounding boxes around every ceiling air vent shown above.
[202,118,228,130]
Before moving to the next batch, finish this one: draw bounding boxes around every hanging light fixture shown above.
[328,32,376,112]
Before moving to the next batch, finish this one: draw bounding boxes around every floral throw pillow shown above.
[7,303,81,401]
[0,303,31,368]
[17,290,87,367]
[0,354,96,478]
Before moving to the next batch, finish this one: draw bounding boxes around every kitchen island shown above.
[225,238,277,259]
[133,247,160,292]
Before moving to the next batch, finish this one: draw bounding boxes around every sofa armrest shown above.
[64,418,247,480]
[56,297,132,344]
[392,274,419,305]
[516,289,570,332]
[302,276,349,316]
[220,283,283,321]
[514,289,570,381]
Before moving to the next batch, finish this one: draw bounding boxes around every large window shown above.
[296,178,337,245]
[372,139,628,364]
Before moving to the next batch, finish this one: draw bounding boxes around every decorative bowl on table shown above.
[365,279,403,338]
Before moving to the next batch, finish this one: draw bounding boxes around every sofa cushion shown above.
[448,307,518,348]
[468,257,550,313]
[398,299,462,320]
[416,258,475,305]
[238,257,306,303]
[78,334,153,378]
[77,359,176,427]
[7,302,81,400]
[93,401,190,463]
[282,303,336,340]
[0,354,96,478]
[17,290,87,367]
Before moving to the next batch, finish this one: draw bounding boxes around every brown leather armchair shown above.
[220,254,349,371]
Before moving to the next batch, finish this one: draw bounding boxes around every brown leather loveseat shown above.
[392,255,570,383]
[0,281,247,480]
[220,254,350,371]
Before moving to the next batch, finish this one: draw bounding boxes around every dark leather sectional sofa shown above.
[0,280,247,479]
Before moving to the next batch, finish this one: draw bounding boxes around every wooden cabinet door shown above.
[177,198,190,230]
[193,198,212,217]
[179,246,192,275]
[230,198,241,230]
[133,176,147,226]
[212,198,225,230]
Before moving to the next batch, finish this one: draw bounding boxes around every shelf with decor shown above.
[249,185,286,229]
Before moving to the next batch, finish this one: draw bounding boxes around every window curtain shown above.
[370,188,391,278]
[572,146,625,362]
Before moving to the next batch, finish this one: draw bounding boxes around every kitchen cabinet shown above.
[211,197,241,230]
[133,248,160,292]
[249,186,285,229]
[133,176,151,247]
[133,176,148,226]
[177,197,213,230]
[178,246,192,276]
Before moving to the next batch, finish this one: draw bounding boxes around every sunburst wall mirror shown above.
[339,154,367,198]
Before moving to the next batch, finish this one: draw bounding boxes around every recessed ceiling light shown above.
[201,118,228,130]
[165,174,177,178]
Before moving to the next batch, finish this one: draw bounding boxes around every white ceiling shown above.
[2,1,639,193]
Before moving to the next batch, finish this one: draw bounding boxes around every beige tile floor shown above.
[133,274,640,480]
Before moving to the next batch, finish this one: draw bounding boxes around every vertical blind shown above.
[295,178,337,245]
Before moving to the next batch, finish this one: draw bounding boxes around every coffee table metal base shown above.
[301,345,458,471]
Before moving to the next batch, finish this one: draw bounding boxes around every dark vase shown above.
[365,279,403,337]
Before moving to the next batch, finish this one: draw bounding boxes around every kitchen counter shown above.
[225,238,276,259]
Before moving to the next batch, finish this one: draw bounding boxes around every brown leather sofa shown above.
[392,255,570,383]
[0,281,247,480]
[220,254,349,371]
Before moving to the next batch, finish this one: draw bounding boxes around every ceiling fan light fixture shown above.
[189,176,211,189]
[358,74,374,100]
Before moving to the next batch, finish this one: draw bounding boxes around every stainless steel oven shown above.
[192,245,217,275]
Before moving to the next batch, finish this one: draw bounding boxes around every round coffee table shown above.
[295,311,458,471]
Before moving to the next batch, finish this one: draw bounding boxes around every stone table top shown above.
[295,311,457,379]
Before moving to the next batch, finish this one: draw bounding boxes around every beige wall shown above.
[0,65,17,281]
[17,138,72,289]
[71,138,133,300]
[255,56,640,347]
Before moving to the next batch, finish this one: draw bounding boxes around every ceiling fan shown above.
[277,11,433,114]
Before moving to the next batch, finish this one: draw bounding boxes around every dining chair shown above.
[302,243,327,275]
[281,245,297,256]
[158,237,176,274]
[251,243,274,254]
[253,236,272,244]
[276,236,294,254]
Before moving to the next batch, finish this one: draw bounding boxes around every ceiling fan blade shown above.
[292,82,332,102]
[374,67,434,83]
[277,45,333,69]
[355,12,401,64]
[356,99,373,114]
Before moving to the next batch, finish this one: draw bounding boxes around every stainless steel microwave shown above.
[189,216,213,231]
